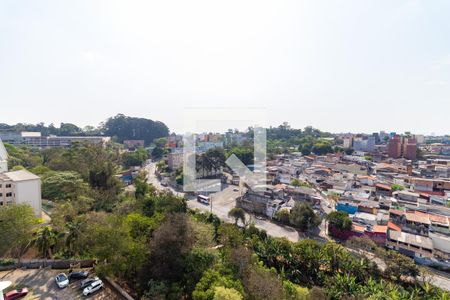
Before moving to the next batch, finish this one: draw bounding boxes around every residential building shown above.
[0,170,42,216]
[0,131,109,148]
[386,230,434,258]
[388,135,402,158]
[168,149,183,170]
[349,135,376,152]
[343,136,353,148]
[403,138,417,160]
[123,140,145,150]
[0,139,7,173]
[387,135,417,160]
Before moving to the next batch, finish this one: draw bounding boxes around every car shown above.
[69,270,89,280]
[233,188,239,192]
[83,279,104,296]
[4,288,29,300]
[80,276,100,289]
[55,273,69,289]
[255,215,264,220]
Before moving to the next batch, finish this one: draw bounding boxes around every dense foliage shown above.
[103,114,169,145]
[327,211,353,231]
[1,137,449,300]
[0,113,170,146]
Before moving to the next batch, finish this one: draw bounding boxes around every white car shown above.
[83,279,104,296]
[55,273,69,289]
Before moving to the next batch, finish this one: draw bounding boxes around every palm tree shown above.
[65,220,83,256]
[34,226,58,258]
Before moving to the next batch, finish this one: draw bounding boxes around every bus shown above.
[197,195,210,205]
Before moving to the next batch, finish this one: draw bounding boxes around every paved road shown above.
[145,161,187,198]
[187,185,301,241]
[144,161,301,241]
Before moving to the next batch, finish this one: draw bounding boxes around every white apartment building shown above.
[0,139,42,216]
[0,170,42,217]
[0,138,7,173]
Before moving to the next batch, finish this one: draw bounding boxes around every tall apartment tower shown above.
[403,138,417,160]
[387,135,402,158]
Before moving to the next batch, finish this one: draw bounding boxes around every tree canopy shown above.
[103,114,169,145]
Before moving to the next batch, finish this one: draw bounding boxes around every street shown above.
[143,161,450,291]
[145,161,300,241]
[188,185,301,241]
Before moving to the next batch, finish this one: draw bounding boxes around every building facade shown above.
[0,131,109,148]
[0,170,42,216]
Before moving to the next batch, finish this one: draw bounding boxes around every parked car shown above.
[4,288,29,300]
[69,271,89,280]
[55,273,69,288]
[80,276,100,289]
[82,279,104,296]
[233,188,239,192]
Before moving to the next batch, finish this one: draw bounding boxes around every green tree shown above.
[193,269,244,300]
[290,178,301,187]
[227,146,254,166]
[0,204,38,259]
[326,211,352,230]
[213,286,243,300]
[243,265,284,300]
[124,212,159,240]
[384,251,419,282]
[64,218,84,257]
[59,122,82,136]
[275,209,290,224]
[391,184,405,192]
[283,280,309,300]
[228,207,246,226]
[103,114,169,145]
[151,146,165,160]
[122,147,149,167]
[312,141,333,155]
[88,213,146,279]
[138,213,194,290]
[41,171,89,201]
[34,225,58,258]
[344,148,354,155]
[289,203,320,231]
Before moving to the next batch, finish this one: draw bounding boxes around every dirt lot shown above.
[0,268,124,300]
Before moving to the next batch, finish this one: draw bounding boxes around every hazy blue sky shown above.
[0,0,449,135]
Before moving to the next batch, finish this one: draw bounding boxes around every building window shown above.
[6,192,12,197]
[0,193,2,197]
[5,184,11,188]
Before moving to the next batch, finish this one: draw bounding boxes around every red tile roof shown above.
[373,225,388,234]
[376,183,391,191]
[388,221,401,231]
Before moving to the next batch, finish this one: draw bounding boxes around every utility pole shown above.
[210,194,213,213]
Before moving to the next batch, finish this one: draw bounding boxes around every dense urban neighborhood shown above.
[0,117,449,299]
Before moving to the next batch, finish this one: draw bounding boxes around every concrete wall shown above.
[430,232,450,254]
[15,179,41,216]
[0,259,96,271]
